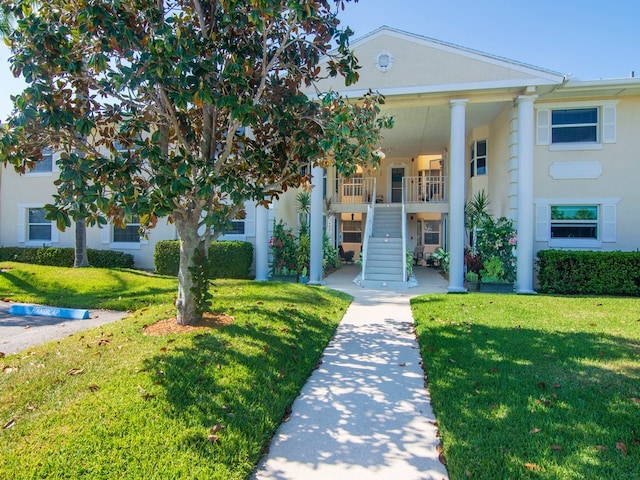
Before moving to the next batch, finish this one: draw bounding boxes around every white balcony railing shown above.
[402,176,448,203]
[335,177,377,204]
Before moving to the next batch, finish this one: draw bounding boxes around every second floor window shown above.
[470,140,487,177]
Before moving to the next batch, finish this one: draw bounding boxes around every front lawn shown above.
[412,293,640,480]
[0,262,351,479]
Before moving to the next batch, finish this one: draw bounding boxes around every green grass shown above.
[0,261,178,310]
[412,293,640,480]
[0,262,351,479]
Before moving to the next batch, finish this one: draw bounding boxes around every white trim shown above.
[534,198,621,247]
[374,49,394,72]
[549,238,601,249]
[311,78,562,100]
[17,203,58,246]
[536,109,550,145]
[535,99,620,109]
[347,26,565,82]
[549,143,602,151]
[535,100,619,149]
[602,105,616,143]
[549,161,602,179]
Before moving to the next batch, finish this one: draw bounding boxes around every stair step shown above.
[364,273,405,282]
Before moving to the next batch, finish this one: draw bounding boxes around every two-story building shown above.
[2,26,639,291]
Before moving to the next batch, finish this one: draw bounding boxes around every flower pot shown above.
[465,281,480,292]
[299,275,308,284]
[271,275,297,283]
[480,282,514,293]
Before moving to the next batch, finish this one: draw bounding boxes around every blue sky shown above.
[1,0,638,119]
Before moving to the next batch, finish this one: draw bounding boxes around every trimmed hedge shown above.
[0,246,134,269]
[154,240,253,279]
[537,250,640,295]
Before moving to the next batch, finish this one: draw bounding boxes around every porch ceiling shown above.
[377,97,511,158]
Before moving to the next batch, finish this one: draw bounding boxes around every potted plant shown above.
[465,271,480,291]
[475,216,517,293]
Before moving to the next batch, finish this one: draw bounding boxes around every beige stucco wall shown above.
[317,32,542,94]
[532,96,640,253]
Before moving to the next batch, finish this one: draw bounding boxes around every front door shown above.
[391,167,404,203]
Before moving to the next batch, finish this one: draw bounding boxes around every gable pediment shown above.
[317,27,565,94]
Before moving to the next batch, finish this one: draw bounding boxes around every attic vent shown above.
[374,50,394,72]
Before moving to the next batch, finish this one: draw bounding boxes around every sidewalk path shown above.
[252,265,449,480]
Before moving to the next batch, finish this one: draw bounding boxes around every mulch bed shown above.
[143,312,234,336]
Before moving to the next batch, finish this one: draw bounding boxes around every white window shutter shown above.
[51,223,59,243]
[536,109,550,145]
[602,106,616,143]
[17,207,26,243]
[535,204,549,241]
[601,204,616,242]
[101,225,111,244]
[245,202,256,237]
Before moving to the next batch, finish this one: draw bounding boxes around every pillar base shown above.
[447,286,468,294]
[516,288,537,295]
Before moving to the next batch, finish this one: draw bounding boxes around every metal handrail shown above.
[361,179,376,281]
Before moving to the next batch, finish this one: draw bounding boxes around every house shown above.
[2,26,640,291]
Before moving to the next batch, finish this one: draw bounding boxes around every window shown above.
[550,205,598,239]
[29,149,53,174]
[552,108,598,144]
[113,216,140,243]
[229,221,245,235]
[28,208,52,241]
[470,140,487,177]
[536,102,617,148]
[423,220,440,245]
[342,220,362,243]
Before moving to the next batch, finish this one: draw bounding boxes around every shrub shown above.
[537,250,640,295]
[87,249,135,269]
[154,240,253,279]
[0,246,134,269]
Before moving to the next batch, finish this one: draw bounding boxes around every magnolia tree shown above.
[0,0,392,325]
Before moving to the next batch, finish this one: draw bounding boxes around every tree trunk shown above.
[74,219,90,267]
[174,211,203,325]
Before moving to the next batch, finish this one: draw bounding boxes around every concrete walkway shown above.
[252,265,449,480]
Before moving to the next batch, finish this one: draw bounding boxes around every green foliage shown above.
[431,247,450,273]
[154,241,253,279]
[0,0,391,323]
[406,246,413,278]
[296,234,311,275]
[322,233,340,272]
[269,220,298,276]
[412,293,640,480]
[476,216,517,282]
[0,261,176,311]
[537,250,640,295]
[479,256,509,283]
[0,263,350,479]
[0,246,133,269]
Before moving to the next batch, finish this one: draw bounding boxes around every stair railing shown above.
[401,183,407,282]
[361,179,376,281]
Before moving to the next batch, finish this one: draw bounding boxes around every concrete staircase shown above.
[362,205,406,287]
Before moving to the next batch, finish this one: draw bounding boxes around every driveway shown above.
[0,301,129,356]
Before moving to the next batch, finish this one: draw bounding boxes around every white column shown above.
[254,202,269,281]
[448,99,468,293]
[309,164,324,285]
[516,95,538,294]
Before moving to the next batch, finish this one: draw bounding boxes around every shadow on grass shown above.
[413,301,640,479]
[0,267,177,310]
[140,292,343,474]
